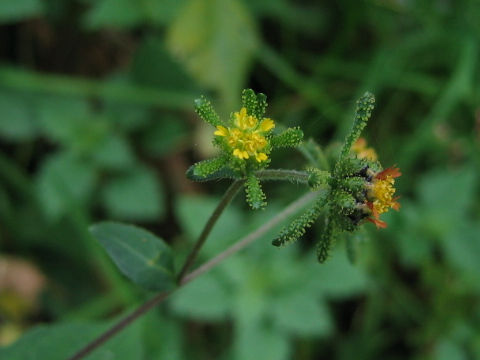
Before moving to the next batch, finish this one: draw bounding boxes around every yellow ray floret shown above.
[214,107,275,162]
[214,125,229,137]
[259,118,275,132]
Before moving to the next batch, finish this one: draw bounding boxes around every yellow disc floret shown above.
[214,107,275,162]
[372,176,396,214]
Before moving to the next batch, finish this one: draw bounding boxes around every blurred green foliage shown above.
[0,0,479,359]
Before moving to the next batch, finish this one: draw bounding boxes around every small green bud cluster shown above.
[188,89,304,210]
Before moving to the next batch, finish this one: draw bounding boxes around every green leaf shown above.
[37,95,112,156]
[270,292,333,337]
[0,0,43,24]
[140,0,185,26]
[340,92,375,158]
[84,0,143,29]
[36,95,91,142]
[442,224,480,275]
[310,245,369,298]
[131,36,196,91]
[170,272,231,320]
[185,163,237,182]
[241,88,267,120]
[245,175,266,210]
[143,312,184,359]
[93,134,135,169]
[270,127,304,149]
[233,322,290,360]
[0,90,37,140]
[434,339,468,360]
[141,115,188,157]
[90,222,175,291]
[194,95,221,126]
[166,0,258,109]
[36,153,97,220]
[0,319,143,360]
[102,167,164,221]
[84,0,183,29]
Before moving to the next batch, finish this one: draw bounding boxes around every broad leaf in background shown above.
[309,245,369,298]
[101,167,164,221]
[84,0,143,29]
[36,153,97,220]
[142,312,184,359]
[37,96,114,157]
[141,115,188,157]
[0,90,37,140]
[434,339,468,360]
[270,292,333,337]
[36,95,91,144]
[90,222,175,291]
[0,318,144,360]
[0,0,42,24]
[131,36,196,91]
[93,134,135,170]
[84,0,184,29]
[170,272,231,321]
[233,321,290,360]
[167,0,258,110]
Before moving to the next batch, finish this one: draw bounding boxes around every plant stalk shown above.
[68,190,318,360]
[176,180,244,281]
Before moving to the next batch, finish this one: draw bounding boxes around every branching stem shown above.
[176,180,244,281]
[68,190,318,360]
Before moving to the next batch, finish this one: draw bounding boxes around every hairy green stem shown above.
[178,169,309,280]
[176,180,244,281]
[67,191,318,360]
[255,169,309,184]
[181,191,318,285]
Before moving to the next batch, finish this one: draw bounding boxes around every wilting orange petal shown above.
[367,217,388,229]
[376,166,402,180]
[392,197,401,211]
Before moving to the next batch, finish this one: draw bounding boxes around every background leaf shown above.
[0,0,42,23]
[90,222,175,291]
[0,319,144,360]
[36,153,97,220]
[101,167,164,221]
[166,0,258,109]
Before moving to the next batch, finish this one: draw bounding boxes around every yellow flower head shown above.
[352,138,378,161]
[214,107,275,162]
[366,167,401,228]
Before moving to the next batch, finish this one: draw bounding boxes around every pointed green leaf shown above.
[0,319,143,360]
[245,175,266,210]
[340,92,375,158]
[186,162,238,182]
[271,127,304,148]
[194,95,221,126]
[90,222,175,291]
